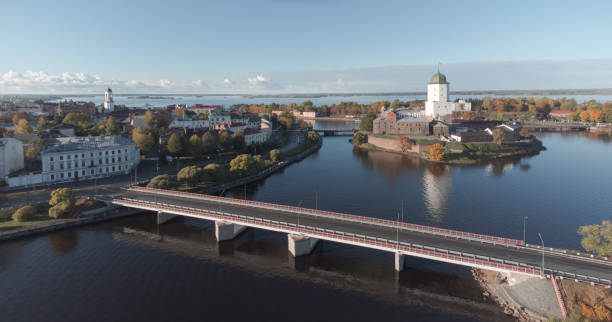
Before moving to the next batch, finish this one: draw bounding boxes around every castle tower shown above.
[427,72,448,103]
[104,88,114,113]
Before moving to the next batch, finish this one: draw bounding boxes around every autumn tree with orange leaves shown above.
[428,143,445,161]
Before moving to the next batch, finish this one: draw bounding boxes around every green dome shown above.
[429,72,447,84]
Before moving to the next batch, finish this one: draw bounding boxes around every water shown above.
[1,132,611,322]
[51,94,612,108]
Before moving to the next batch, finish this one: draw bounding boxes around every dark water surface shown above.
[1,132,611,322]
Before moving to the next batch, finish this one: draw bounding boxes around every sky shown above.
[1,0,612,94]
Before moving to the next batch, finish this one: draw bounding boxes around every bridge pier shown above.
[288,234,319,256]
[157,211,177,224]
[215,221,247,242]
[395,253,405,271]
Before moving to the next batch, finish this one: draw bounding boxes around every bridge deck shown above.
[113,187,612,286]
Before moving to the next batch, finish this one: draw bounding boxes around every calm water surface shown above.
[1,132,611,322]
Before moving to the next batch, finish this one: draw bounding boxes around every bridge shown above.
[315,128,358,136]
[110,186,612,286]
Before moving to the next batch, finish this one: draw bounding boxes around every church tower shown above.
[427,72,448,102]
[104,88,114,113]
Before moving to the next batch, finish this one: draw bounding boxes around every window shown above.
[125,156,128,161]
[74,154,78,159]
[82,170,85,175]
[118,165,122,170]
[81,161,85,167]
[68,172,71,178]
[105,168,109,173]
[90,169,94,174]
[99,159,102,165]
[67,155,71,160]
[67,163,71,169]
[105,158,109,164]
[60,173,64,179]
[50,157,54,162]
[81,154,85,158]
[90,160,94,167]
[90,153,94,157]
[60,156,63,160]
[60,164,64,170]
[112,166,115,171]
[105,151,108,155]
[112,150,115,155]
[51,175,55,180]
[99,152,102,156]
[112,158,115,163]
[50,164,54,171]
[118,150,121,154]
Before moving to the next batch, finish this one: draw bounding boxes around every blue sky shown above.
[1,0,612,93]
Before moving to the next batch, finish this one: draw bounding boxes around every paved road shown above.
[117,189,612,285]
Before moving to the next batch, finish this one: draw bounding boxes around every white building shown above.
[40,136,139,183]
[0,138,24,178]
[169,119,210,130]
[424,72,471,119]
[103,88,114,113]
[244,119,272,145]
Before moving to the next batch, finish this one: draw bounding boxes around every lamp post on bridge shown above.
[538,232,545,276]
[523,216,528,244]
[297,200,303,232]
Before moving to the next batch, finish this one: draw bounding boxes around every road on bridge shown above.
[115,188,612,285]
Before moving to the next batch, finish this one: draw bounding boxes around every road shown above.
[116,188,612,286]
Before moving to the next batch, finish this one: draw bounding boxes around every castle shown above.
[424,72,471,120]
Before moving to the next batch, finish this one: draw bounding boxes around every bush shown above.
[49,200,73,219]
[177,165,202,185]
[352,132,367,146]
[49,188,76,207]
[0,207,17,220]
[12,205,36,222]
[270,149,282,163]
[147,174,178,189]
[203,163,227,183]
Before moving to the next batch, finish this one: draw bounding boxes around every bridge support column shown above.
[157,211,177,224]
[395,253,405,271]
[288,234,319,256]
[215,221,247,242]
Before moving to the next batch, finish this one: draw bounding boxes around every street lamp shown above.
[297,200,303,232]
[538,232,545,276]
[523,216,528,244]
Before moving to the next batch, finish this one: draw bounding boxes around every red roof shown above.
[550,110,573,115]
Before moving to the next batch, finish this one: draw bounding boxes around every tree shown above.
[579,110,590,122]
[306,130,320,144]
[229,154,257,177]
[428,143,446,161]
[132,128,154,154]
[147,174,178,189]
[37,116,48,132]
[15,118,32,134]
[217,131,233,152]
[177,165,202,186]
[105,116,118,135]
[144,110,156,130]
[49,188,76,219]
[167,133,183,155]
[492,129,504,145]
[360,114,376,132]
[202,132,217,153]
[232,131,246,151]
[203,163,227,182]
[269,149,282,163]
[25,136,48,161]
[589,110,604,123]
[352,132,367,146]
[519,127,530,138]
[12,111,29,125]
[579,220,612,257]
[62,113,92,131]
[12,205,36,222]
[400,137,412,152]
[189,134,203,158]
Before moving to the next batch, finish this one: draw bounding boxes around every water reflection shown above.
[49,230,79,254]
[423,165,452,223]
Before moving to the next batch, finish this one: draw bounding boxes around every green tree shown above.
[132,128,154,154]
[15,118,32,134]
[62,113,92,131]
[105,116,118,135]
[12,205,36,222]
[37,116,48,132]
[167,133,183,155]
[147,174,178,189]
[232,131,246,151]
[579,220,612,257]
[229,154,257,177]
[48,188,77,219]
[202,132,217,153]
[25,136,48,161]
[189,134,203,158]
[359,113,376,132]
[177,165,202,186]
[306,130,320,144]
[217,131,233,152]
[144,110,156,130]
[269,149,282,163]
[492,129,504,145]
[203,163,227,182]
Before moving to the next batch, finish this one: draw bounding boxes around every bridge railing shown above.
[129,186,525,246]
[113,197,542,277]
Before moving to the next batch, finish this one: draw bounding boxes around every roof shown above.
[42,135,135,154]
[397,117,430,123]
[550,110,573,115]
[429,72,447,84]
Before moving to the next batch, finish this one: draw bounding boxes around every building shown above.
[425,72,471,119]
[40,135,139,183]
[104,88,114,113]
[450,131,493,143]
[0,138,24,178]
[243,119,272,145]
[373,107,431,136]
[484,123,522,141]
[169,119,210,130]
[549,110,573,119]
[57,100,97,117]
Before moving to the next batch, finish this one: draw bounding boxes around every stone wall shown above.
[367,136,401,152]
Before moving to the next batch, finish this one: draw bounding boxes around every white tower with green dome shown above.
[425,71,471,120]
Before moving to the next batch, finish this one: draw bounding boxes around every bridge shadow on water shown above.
[110,214,512,321]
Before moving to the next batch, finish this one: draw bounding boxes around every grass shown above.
[0,188,51,200]
[0,212,58,231]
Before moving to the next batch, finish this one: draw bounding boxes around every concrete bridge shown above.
[110,186,612,286]
[315,129,358,136]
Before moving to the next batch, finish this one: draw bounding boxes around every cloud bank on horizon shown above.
[2,59,612,94]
